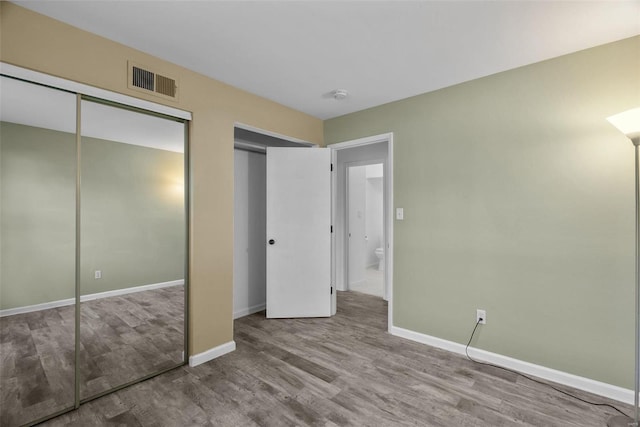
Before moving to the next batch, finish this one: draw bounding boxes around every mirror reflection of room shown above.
[0,77,77,427]
[79,100,186,400]
[0,76,187,427]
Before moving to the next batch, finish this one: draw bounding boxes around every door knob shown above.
[268,239,275,245]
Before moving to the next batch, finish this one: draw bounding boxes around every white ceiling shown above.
[13,1,640,120]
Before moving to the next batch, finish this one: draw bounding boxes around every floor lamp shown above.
[607,107,640,427]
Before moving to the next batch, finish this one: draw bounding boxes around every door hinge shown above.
[331,286,333,295]
[330,163,333,172]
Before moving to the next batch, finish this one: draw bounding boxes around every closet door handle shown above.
[268,239,276,245]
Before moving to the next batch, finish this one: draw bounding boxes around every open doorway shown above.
[347,162,385,298]
[330,133,393,331]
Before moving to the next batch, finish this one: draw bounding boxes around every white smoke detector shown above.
[333,89,349,100]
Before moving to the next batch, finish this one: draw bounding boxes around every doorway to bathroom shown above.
[346,162,385,298]
[330,133,393,331]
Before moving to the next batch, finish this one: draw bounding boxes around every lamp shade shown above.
[607,107,640,141]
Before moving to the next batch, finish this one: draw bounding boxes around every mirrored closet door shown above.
[79,99,187,400]
[0,74,188,426]
[0,77,77,426]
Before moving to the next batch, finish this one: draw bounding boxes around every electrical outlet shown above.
[476,309,486,324]
[94,270,102,279]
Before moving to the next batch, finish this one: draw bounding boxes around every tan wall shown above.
[0,2,323,355]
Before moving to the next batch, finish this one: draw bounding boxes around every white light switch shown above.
[95,270,102,279]
[396,208,404,220]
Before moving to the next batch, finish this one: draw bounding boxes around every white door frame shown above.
[344,159,386,294]
[234,122,317,147]
[330,133,394,332]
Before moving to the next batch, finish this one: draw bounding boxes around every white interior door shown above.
[266,147,332,318]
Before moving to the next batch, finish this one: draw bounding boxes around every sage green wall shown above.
[325,36,640,389]
[1,122,185,309]
[1,122,76,308]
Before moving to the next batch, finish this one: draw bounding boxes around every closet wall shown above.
[233,148,267,318]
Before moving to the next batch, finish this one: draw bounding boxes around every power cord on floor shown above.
[464,319,630,418]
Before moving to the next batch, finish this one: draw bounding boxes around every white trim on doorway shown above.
[234,122,317,146]
[330,133,394,333]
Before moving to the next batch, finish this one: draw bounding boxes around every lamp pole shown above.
[636,140,639,427]
[607,107,640,427]
[608,138,639,427]
[634,140,639,427]
[628,140,640,427]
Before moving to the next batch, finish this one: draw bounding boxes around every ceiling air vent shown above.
[127,61,179,101]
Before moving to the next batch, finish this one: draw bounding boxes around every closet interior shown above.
[232,127,312,319]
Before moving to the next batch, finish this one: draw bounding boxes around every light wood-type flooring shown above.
[0,285,184,427]
[37,291,629,426]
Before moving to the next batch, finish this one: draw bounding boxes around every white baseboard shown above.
[349,279,366,288]
[390,326,634,405]
[233,303,266,319]
[189,341,236,367]
[0,279,184,317]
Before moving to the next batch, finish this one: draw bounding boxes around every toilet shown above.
[375,247,384,271]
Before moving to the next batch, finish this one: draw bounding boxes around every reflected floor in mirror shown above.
[79,285,184,399]
[0,285,184,427]
[0,305,75,427]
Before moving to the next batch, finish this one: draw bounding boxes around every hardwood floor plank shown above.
[28,291,633,426]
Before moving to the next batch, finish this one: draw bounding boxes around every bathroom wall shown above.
[365,164,384,267]
[233,149,267,318]
[347,166,367,286]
